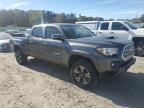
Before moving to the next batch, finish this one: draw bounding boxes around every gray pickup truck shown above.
[10,23,136,89]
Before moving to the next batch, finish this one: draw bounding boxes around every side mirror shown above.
[51,34,64,41]
[120,26,129,31]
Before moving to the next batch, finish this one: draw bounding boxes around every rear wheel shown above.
[15,48,27,65]
[70,59,98,90]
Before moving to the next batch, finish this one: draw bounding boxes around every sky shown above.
[0,0,144,19]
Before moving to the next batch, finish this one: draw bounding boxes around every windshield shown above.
[124,22,137,30]
[61,25,95,39]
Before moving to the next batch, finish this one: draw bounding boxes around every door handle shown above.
[110,32,115,34]
[43,42,47,45]
[29,40,33,43]
[98,32,102,33]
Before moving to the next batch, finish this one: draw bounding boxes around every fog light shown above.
[111,63,115,67]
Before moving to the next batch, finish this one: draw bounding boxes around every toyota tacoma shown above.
[10,23,136,89]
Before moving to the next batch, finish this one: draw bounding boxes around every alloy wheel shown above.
[73,66,91,85]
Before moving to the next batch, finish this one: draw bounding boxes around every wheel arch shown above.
[13,45,21,52]
[68,54,99,77]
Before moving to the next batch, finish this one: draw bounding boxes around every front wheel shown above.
[15,48,27,65]
[70,59,99,90]
[135,44,144,56]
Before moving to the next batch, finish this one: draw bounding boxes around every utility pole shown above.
[41,11,44,24]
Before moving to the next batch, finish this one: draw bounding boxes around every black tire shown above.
[133,38,144,56]
[70,59,99,90]
[15,48,27,65]
[135,44,144,56]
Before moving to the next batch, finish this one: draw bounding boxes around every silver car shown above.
[0,32,12,52]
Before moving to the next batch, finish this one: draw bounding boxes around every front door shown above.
[110,22,129,39]
[42,26,66,64]
[29,27,45,58]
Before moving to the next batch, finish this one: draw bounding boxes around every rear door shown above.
[29,27,45,58]
[97,22,111,37]
[42,26,66,64]
[110,22,129,39]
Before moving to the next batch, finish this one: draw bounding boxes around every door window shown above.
[100,22,109,30]
[112,22,127,30]
[32,27,43,38]
[45,27,61,38]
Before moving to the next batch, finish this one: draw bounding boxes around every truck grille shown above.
[122,43,135,61]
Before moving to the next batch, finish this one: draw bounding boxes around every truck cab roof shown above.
[76,21,128,24]
[32,23,77,28]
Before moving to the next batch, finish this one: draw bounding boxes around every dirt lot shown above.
[0,53,144,108]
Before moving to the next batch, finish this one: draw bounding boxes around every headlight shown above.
[96,48,118,56]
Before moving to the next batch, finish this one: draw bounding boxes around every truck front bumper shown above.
[94,57,136,74]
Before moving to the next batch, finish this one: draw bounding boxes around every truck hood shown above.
[132,29,144,37]
[0,39,10,44]
[67,36,132,48]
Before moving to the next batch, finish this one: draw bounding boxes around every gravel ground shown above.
[0,53,144,108]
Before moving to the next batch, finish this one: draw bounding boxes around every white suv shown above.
[97,21,144,38]
[76,21,144,38]
[76,21,144,56]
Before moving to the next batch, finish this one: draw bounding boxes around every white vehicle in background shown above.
[76,21,144,56]
[0,32,12,52]
[96,21,144,38]
[76,21,144,38]
[25,29,32,37]
[76,21,99,34]
[131,21,144,28]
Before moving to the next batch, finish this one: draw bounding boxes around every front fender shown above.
[67,50,100,70]
[69,50,94,59]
